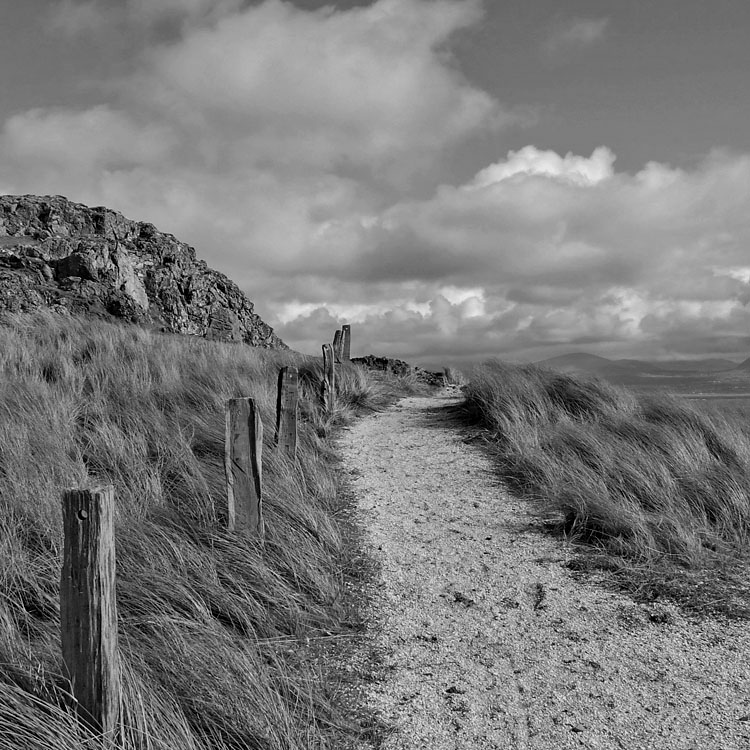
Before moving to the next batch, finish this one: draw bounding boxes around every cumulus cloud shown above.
[5,0,505,255]
[273,292,509,367]
[469,146,615,188]
[8,1,750,365]
[1,106,176,172]
[543,17,609,58]
[132,0,504,178]
[47,1,110,36]
[47,0,243,37]
[279,147,750,364]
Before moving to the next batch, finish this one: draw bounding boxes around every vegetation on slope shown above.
[463,360,750,616]
[0,312,418,750]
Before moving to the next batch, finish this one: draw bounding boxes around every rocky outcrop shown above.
[352,354,445,386]
[0,194,285,348]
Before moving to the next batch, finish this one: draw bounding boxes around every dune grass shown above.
[463,360,750,615]
[0,311,418,750]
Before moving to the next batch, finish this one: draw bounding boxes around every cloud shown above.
[543,17,609,58]
[47,0,110,36]
[9,1,750,366]
[3,0,512,264]
[277,147,750,365]
[131,0,505,179]
[1,106,176,173]
[273,292,507,367]
[46,0,243,37]
[469,146,615,188]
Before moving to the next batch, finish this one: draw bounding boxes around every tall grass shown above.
[464,360,750,573]
[0,311,406,750]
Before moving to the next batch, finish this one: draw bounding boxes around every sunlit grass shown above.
[463,360,750,615]
[0,310,415,750]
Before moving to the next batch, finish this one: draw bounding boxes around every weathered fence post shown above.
[332,329,343,364]
[225,398,264,537]
[341,324,351,361]
[60,486,121,737]
[275,366,299,459]
[322,343,335,414]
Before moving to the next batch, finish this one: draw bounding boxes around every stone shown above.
[0,195,285,348]
[352,354,445,386]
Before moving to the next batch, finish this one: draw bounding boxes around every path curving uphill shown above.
[338,392,750,750]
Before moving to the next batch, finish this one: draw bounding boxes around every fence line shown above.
[59,326,353,734]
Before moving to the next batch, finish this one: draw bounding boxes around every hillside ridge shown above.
[0,194,285,348]
[536,351,741,374]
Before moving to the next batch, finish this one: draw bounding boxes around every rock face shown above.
[352,354,414,377]
[0,194,285,348]
[352,354,445,386]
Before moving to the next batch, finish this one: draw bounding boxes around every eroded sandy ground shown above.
[337,392,750,750]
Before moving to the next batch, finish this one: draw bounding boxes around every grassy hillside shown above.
[0,312,416,750]
[463,360,750,615]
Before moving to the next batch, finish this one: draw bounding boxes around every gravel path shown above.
[337,392,750,750]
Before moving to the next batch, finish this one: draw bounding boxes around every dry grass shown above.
[0,311,412,750]
[443,367,467,387]
[463,360,750,616]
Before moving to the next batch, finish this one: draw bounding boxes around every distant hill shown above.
[0,194,285,348]
[647,358,739,373]
[533,352,750,394]
[534,353,661,379]
[536,352,611,371]
[536,352,740,377]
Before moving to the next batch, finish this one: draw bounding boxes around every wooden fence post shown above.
[275,366,299,459]
[332,329,343,364]
[60,486,120,737]
[225,398,264,537]
[341,324,351,361]
[322,343,335,414]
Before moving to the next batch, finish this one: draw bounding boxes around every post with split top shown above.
[322,343,335,414]
[225,397,264,537]
[341,324,351,361]
[332,329,343,364]
[275,366,299,459]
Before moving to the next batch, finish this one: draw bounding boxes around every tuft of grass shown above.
[0,311,410,750]
[297,358,432,437]
[443,367,467,387]
[463,359,750,616]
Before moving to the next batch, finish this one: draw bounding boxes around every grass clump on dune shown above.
[0,311,402,750]
[464,360,750,614]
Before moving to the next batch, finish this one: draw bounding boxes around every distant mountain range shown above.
[536,352,745,375]
[533,352,750,394]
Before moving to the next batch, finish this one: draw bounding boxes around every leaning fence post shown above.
[275,366,299,459]
[332,329,343,364]
[61,486,121,737]
[225,398,264,537]
[322,343,335,414]
[341,324,351,361]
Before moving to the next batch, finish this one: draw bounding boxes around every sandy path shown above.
[337,392,750,750]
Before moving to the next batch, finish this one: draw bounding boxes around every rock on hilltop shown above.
[353,354,446,386]
[0,194,285,348]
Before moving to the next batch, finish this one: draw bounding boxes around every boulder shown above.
[352,354,445,386]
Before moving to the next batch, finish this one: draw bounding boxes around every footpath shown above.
[337,391,750,750]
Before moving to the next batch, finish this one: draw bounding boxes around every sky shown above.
[3,0,750,368]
